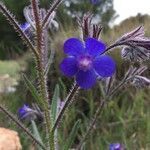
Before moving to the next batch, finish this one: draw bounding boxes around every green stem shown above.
[42,0,63,28]
[52,83,79,132]
[0,105,46,150]
[31,0,54,149]
[0,3,39,58]
[77,100,105,150]
[77,76,132,149]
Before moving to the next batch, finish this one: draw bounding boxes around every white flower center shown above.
[78,56,92,71]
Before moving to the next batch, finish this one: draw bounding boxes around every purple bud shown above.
[117,26,144,43]
[77,13,102,40]
[116,26,150,62]
[121,46,150,62]
[132,75,150,88]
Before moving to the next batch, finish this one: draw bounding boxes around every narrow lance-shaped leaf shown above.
[63,120,81,150]
[51,84,60,123]
[44,48,55,76]
[22,74,43,107]
[31,120,44,150]
[59,78,67,98]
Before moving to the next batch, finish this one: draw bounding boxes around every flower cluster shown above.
[60,38,116,89]
[78,13,102,40]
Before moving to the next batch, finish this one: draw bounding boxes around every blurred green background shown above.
[0,0,150,149]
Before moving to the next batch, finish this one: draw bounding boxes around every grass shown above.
[0,58,27,93]
[58,88,150,149]
[0,60,21,91]
[0,60,20,78]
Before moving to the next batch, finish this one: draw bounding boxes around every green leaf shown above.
[59,78,67,98]
[31,120,44,150]
[51,84,60,123]
[22,74,43,107]
[44,49,55,76]
[63,120,81,150]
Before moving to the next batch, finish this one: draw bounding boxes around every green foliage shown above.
[0,0,116,59]
[51,84,60,123]
[0,6,150,149]
[1,51,150,149]
[31,120,44,150]
[22,74,43,106]
[0,60,20,77]
[63,120,81,150]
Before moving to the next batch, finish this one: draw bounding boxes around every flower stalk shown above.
[52,83,79,132]
[0,3,39,58]
[42,0,63,28]
[31,0,54,149]
[77,99,105,150]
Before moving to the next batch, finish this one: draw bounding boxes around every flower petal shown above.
[85,38,106,57]
[93,55,116,77]
[76,69,97,89]
[60,57,78,77]
[64,38,85,56]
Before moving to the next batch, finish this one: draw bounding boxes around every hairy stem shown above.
[102,41,126,55]
[0,3,39,58]
[0,105,46,150]
[77,76,131,149]
[77,100,105,150]
[31,0,54,149]
[42,0,63,28]
[52,83,79,132]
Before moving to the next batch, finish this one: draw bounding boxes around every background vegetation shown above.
[0,0,150,149]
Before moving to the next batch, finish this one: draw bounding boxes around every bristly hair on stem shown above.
[76,99,105,150]
[77,13,103,40]
[0,104,46,150]
[77,65,148,149]
[0,2,39,58]
[31,0,54,149]
[52,83,80,132]
[42,0,63,28]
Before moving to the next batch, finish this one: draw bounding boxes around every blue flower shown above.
[109,143,124,150]
[60,38,116,89]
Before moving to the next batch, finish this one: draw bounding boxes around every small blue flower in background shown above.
[18,104,36,120]
[20,22,30,31]
[60,38,116,89]
[18,104,32,119]
[109,143,124,150]
[20,22,34,41]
